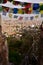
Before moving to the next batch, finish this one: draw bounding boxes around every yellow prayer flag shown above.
[18,9,23,14]
[40,10,43,14]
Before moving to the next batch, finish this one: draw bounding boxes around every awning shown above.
[14,0,43,3]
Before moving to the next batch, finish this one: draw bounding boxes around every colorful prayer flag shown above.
[18,9,23,14]
[30,16,34,20]
[33,3,39,10]
[19,16,23,20]
[13,8,18,14]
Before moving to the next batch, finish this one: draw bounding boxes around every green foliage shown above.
[9,50,22,65]
[7,37,23,65]
[0,7,2,12]
[7,31,33,65]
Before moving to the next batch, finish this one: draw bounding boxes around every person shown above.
[0,25,9,65]
[38,21,43,65]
